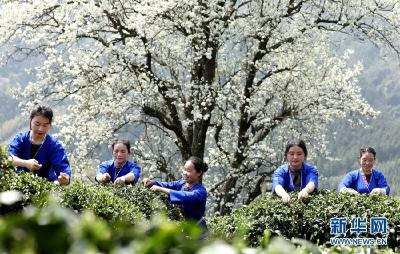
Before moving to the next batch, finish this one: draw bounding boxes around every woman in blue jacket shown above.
[8,104,71,185]
[95,139,141,185]
[272,139,318,204]
[142,156,208,228]
[338,147,389,195]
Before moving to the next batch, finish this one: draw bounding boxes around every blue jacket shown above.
[272,162,318,193]
[96,160,141,184]
[154,180,207,228]
[338,169,390,195]
[8,130,71,182]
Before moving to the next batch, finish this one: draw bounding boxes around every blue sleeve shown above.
[338,172,354,191]
[49,141,71,181]
[129,163,141,183]
[97,161,109,175]
[8,133,24,157]
[153,180,182,190]
[376,172,390,195]
[272,166,286,193]
[169,188,206,204]
[305,166,318,188]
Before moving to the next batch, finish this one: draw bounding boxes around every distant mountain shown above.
[0,56,40,144]
[0,74,24,144]
[316,40,400,195]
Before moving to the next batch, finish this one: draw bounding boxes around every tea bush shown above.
[2,146,400,252]
[110,184,183,220]
[0,204,397,253]
[209,191,400,249]
[60,181,144,223]
[0,146,181,222]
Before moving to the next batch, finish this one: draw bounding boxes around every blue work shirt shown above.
[8,130,72,182]
[338,169,390,195]
[96,160,141,184]
[272,162,318,193]
[153,180,207,228]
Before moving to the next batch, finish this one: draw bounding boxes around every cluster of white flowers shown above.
[1,0,399,214]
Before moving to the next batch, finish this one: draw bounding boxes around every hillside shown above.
[316,39,400,195]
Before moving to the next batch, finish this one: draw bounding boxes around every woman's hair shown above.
[284,139,308,159]
[112,139,131,153]
[188,156,208,174]
[359,146,376,159]
[30,104,53,124]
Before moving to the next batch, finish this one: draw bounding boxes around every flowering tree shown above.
[1,0,399,214]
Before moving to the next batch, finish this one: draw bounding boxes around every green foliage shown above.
[0,170,184,223]
[0,206,73,254]
[0,204,202,254]
[60,181,144,223]
[0,146,13,174]
[209,191,400,250]
[1,146,53,213]
[110,184,182,220]
[0,146,181,223]
[0,204,396,253]
[1,146,399,253]
[0,170,53,207]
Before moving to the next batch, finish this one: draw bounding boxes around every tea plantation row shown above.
[1,146,399,253]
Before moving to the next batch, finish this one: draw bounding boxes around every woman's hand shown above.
[281,192,291,204]
[275,185,291,204]
[114,176,126,185]
[25,159,42,171]
[298,189,309,202]
[370,188,386,196]
[142,178,154,188]
[58,172,70,185]
[96,173,111,183]
[149,185,160,192]
[149,185,170,195]
[340,187,359,194]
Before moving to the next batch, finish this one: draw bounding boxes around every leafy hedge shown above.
[60,182,182,221]
[0,205,199,254]
[209,191,400,249]
[2,146,400,252]
[0,204,397,254]
[0,146,182,223]
[110,184,182,220]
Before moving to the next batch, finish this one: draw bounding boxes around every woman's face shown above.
[182,160,202,185]
[113,142,129,165]
[286,145,305,170]
[30,115,51,139]
[359,152,375,173]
